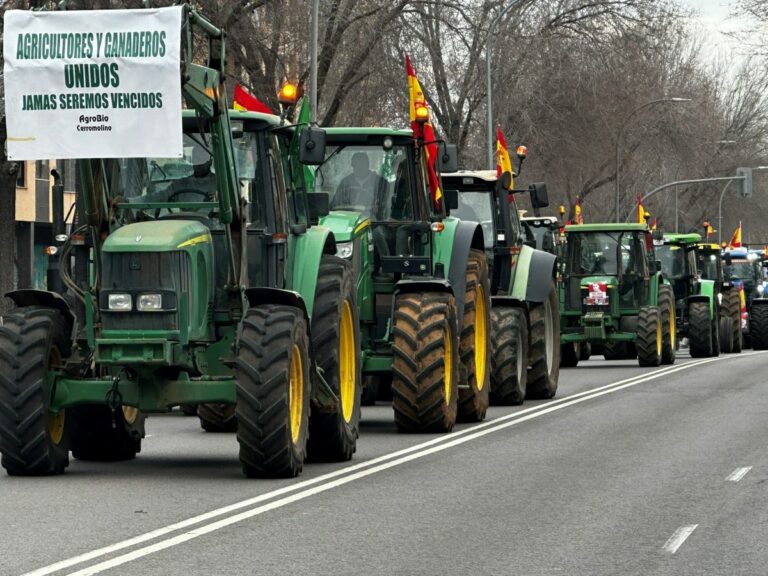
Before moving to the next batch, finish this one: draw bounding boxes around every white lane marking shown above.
[25,353,762,576]
[727,466,752,482]
[663,524,698,554]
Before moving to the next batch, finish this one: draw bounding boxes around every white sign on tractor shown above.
[3,6,183,160]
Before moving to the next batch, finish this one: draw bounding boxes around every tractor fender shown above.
[392,279,454,327]
[509,245,556,304]
[243,287,311,328]
[491,295,528,311]
[687,294,713,319]
[4,289,76,332]
[445,220,485,329]
[289,225,337,318]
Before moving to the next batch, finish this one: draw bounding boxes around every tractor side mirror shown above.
[542,232,555,253]
[444,187,459,211]
[307,192,330,224]
[529,182,549,209]
[299,128,327,165]
[438,143,458,173]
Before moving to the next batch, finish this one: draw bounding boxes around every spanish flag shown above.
[233,83,272,114]
[728,222,742,249]
[496,127,513,188]
[637,194,650,224]
[406,55,442,206]
[574,196,583,224]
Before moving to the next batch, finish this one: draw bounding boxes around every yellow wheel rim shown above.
[669,301,676,349]
[656,315,662,357]
[47,347,65,445]
[48,411,65,446]
[289,344,304,444]
[444,325,453,404]
[474,285,487,391]
[339,300,356,424]
[122,406,139,425]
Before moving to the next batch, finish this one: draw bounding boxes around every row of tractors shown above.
[0,5,562,478]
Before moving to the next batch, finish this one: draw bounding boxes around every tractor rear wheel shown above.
[750,302,768,350]
[579,342,592,361]
[560,343,579,368]
[719,316,734,353]
[602,341,627,360]
[0,307,71,476]
[458,250,491,422]
[307,256,361,462]
[197,403,237,432]
[236,305,310,478]
[392,292,459,432]
[636,306,662,367]
[723,289,742,353]
[526,284,560,399]
[658,285,676,365]
[688,301,713,357]
[490,307,529,405]
[712,309,721,357]
[70,405,145,461]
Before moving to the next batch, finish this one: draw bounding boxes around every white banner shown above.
[3,6,183,160]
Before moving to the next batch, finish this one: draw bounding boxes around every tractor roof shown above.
[565,223,647,233]
[442,170,498,183]
[522,215,560,225]
[182,109,284,127]
[663,233,702,244]
[324,127,414,138]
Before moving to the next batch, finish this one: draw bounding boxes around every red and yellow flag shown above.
[636,194,650,224]
[233,83,272,114]
[574,196,583,224]
[406,55,442,206]
[496,127,513,188]
[728,222,742,249]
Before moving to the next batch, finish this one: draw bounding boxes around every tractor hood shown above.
[319,211,368,243]
[103,221,212,252]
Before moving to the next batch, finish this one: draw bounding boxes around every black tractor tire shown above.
[658,285,676,365]
[688,301,714,358]
[70,405,145,461]
[712,309,721,357]
[490,307,529,405]
[624,342,638,359]
[235,305,311,478]
[180,404,198,416]
[722,289,742,353]
[0,307,71,476]
[579,342,592,361]
[750,302,768,350]
[361,376,378,406]
[560,343,579,368]
[392,292,459,432]
[602,341,627,360]
[197,403,237,432]
[636,306,662,367]
[307,256,362,462]
[458,250,492,422]
[719,316,735,354]
[526,284,560,399]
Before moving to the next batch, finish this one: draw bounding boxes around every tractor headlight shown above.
[758,284,765,295]
[717,293,723,305]
[336,242,354,259]
[108,293,132,311]
[137,293,163,311]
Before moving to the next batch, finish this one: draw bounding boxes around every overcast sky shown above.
[681,0,747,56]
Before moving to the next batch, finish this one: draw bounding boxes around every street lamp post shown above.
[614,97,690,222]
[486,0,524,169]
[309,0,320,124]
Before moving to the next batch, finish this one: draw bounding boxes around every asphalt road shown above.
[3,350,768,576]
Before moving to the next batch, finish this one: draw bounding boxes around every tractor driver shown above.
[333,151,387,216]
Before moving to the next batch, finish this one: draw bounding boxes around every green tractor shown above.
[442,171,560,404]
[311,127,495,430]
[559,223,675,367]
[657,234,741,356]
[0,6,361,478]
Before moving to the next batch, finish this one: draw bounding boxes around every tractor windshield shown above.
[107,121,259,221]
[657,245,688,279]
[566,231,643,277]
[698,251,721,281]
[725,260,755,281]
[316,145,414,221]
[452,192,494,250]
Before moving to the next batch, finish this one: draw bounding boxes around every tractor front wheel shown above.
[0,308,71,476]
[636,306,662,367]
[236,305,310,478]
[526,284,560,399]
[392,292,459,432]
[70,405,145,461]
[719,316,735,353]
[307,256,362,462]
[458,249,492,422]
[560,343,579,368]
[723,289,742,353]
[197,403,237,432]
[490,307,529,405]
[658,285,676,365]
[750,302,768,350]
[688,301,714,358]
